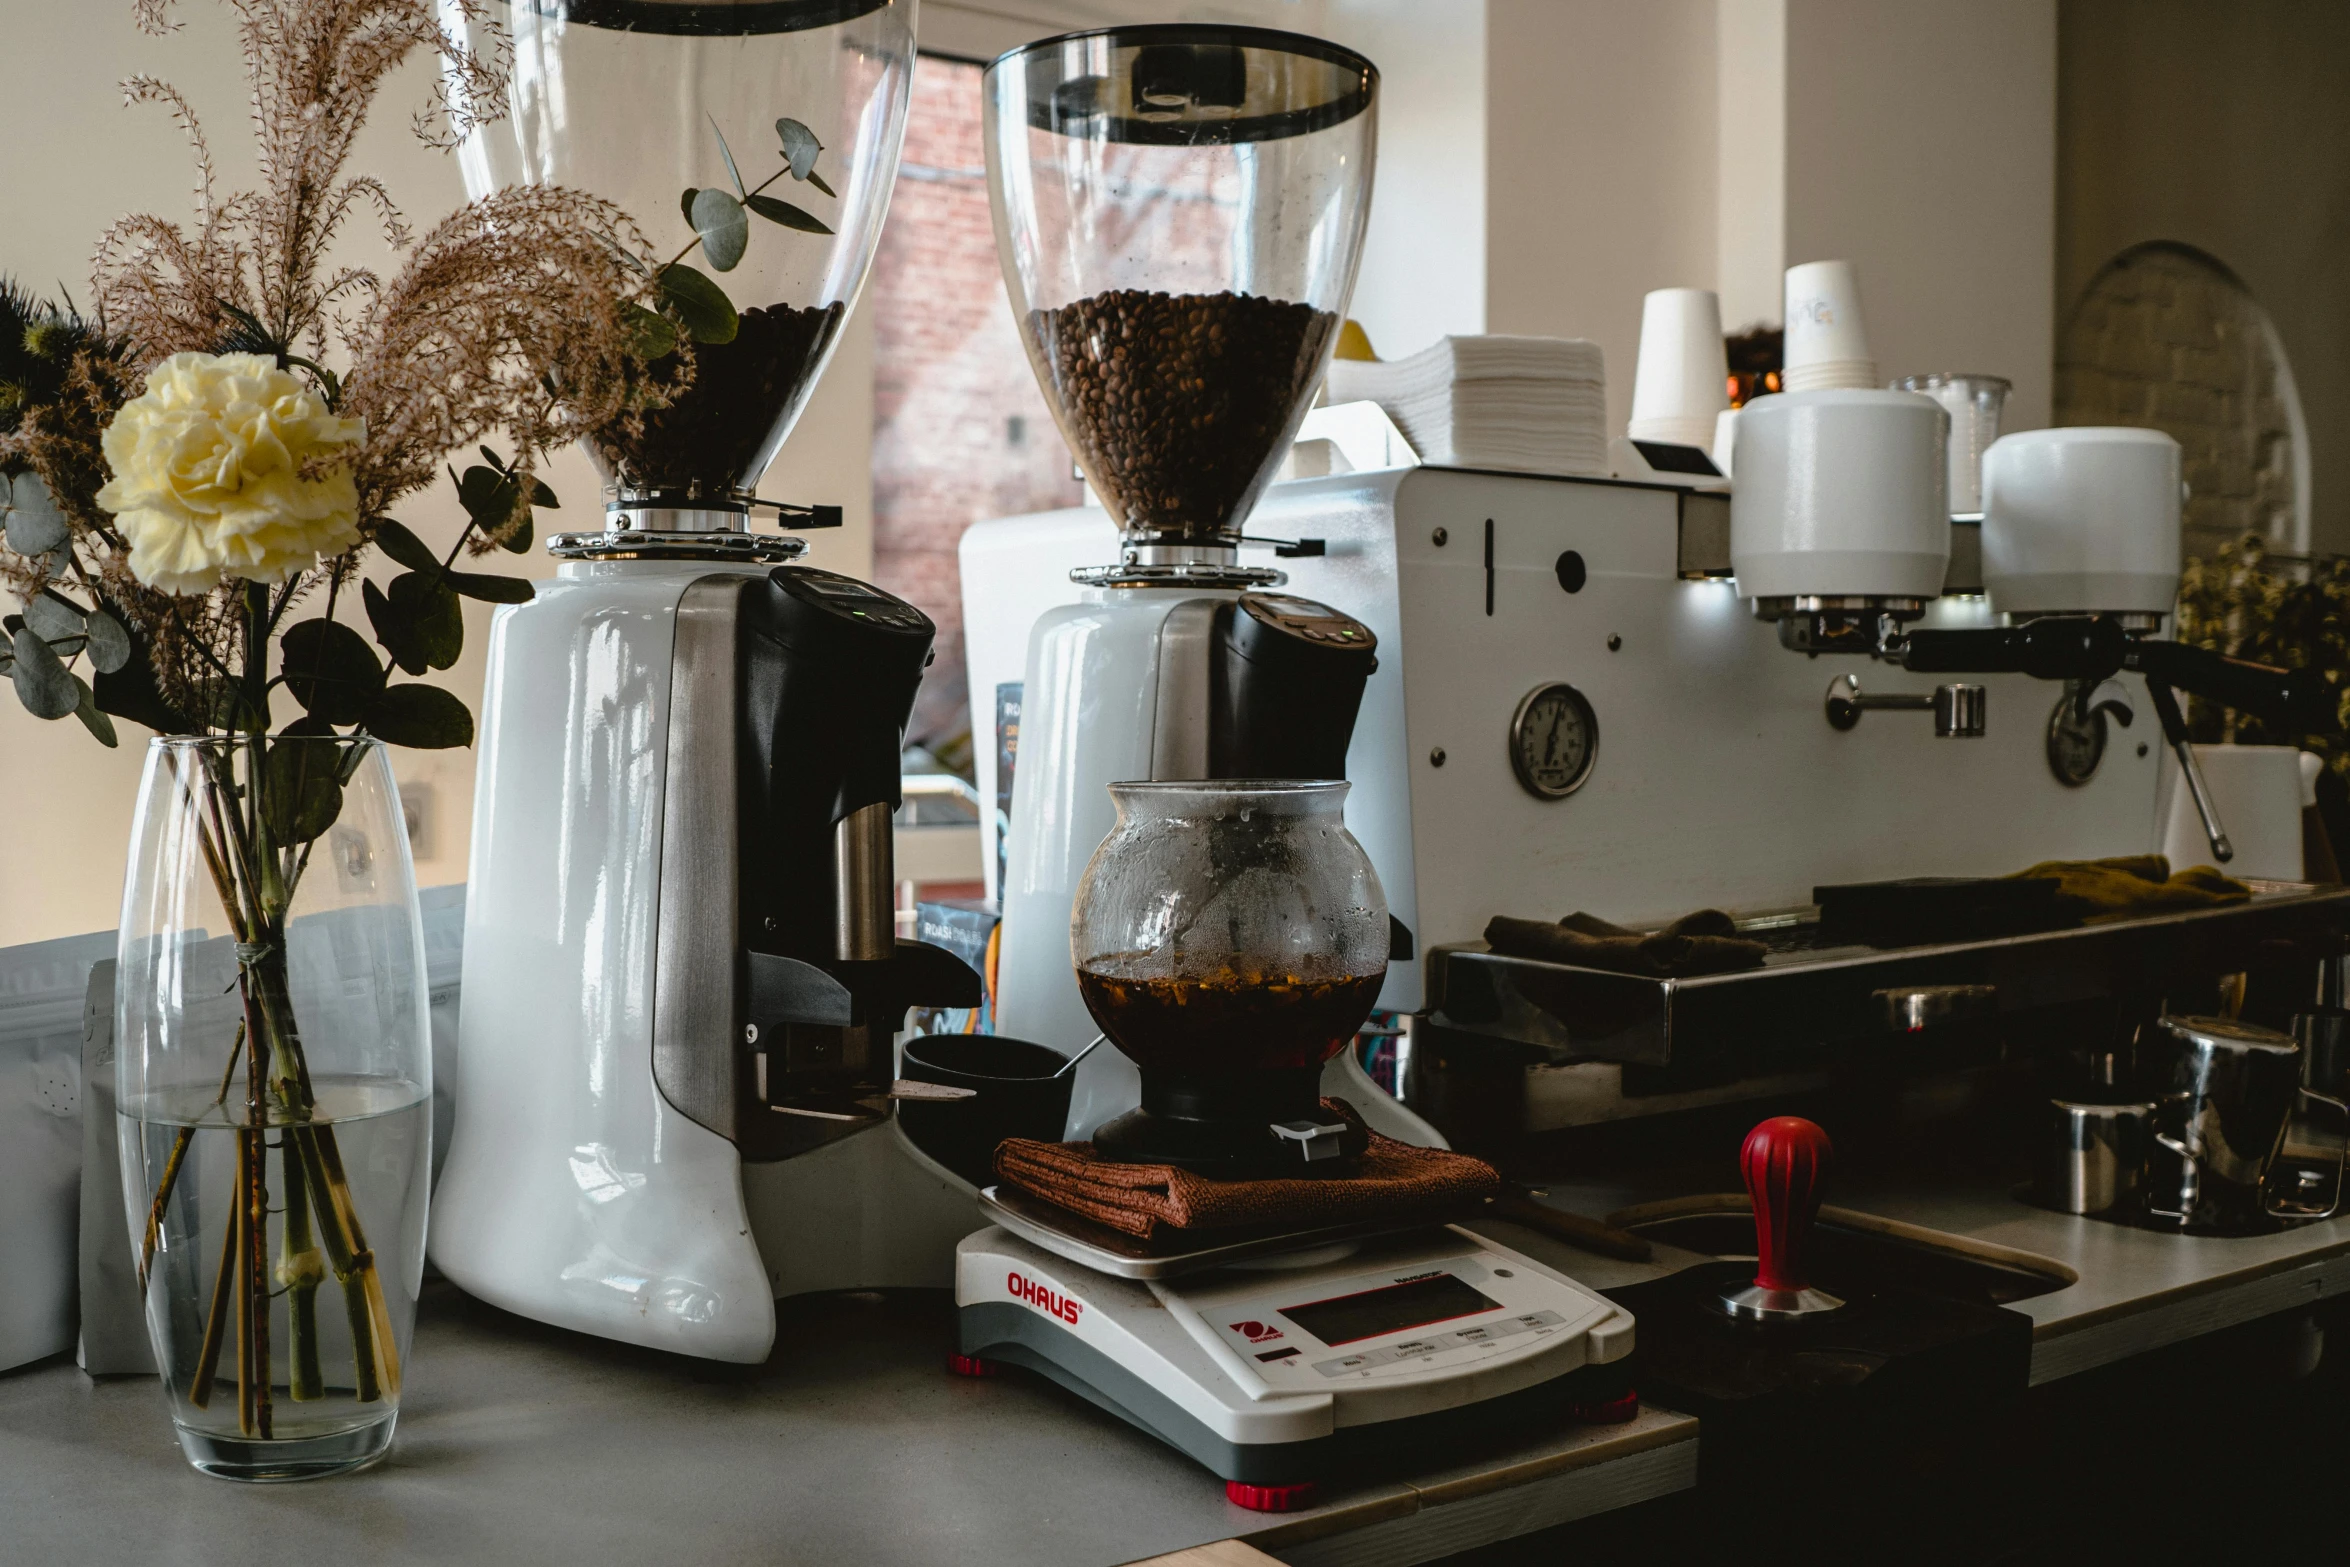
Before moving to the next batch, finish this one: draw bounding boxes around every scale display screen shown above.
[1278,1272,1499,1347]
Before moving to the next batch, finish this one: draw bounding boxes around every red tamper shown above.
[1715,1116,1846,1323]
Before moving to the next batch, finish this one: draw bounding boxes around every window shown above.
[870,54,1084,772]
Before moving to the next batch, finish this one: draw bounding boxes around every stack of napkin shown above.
[1326,335,1608,477]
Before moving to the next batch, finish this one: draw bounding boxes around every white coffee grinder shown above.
[429,1,996,1365]
[980,24,1438,1149]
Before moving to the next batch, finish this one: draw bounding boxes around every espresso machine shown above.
[970,305,2344,1147]
[430,0,997,1365]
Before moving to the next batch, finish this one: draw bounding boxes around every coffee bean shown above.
[595,301,846,502]
[1031,289,1336,543]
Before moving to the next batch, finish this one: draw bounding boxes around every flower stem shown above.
[279,1133,324,1401]
[242,1026,273,1438]
[188,1161,240,1410]
[292,1124,395,1400]
[233,1129,258,1437]
[139,1022,245,1292]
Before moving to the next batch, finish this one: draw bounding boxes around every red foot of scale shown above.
[946,1352,1001,1378]
[1569,1388,1641,1425]
[1225,1479,1319,1513]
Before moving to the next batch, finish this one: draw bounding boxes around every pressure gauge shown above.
[1509,682,1598,799]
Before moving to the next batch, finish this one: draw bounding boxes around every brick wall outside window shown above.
[871,55,1083,763]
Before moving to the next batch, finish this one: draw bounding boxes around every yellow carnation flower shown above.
[96,352,366,596]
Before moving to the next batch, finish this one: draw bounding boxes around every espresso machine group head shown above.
[1735,403,2335,858]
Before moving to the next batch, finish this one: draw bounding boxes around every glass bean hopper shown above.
[984,26,1378,587]
[451,0,915,560]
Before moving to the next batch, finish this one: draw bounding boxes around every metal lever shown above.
[2142,679,2234,864]
[1825,674,1986,737]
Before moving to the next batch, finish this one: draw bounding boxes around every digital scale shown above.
[954,1189,1636,1509]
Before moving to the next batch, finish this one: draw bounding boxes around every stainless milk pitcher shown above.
[2144,1015,2349,1230]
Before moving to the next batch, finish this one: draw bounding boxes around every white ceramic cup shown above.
[1629,287,1730,443]
[1785,260,1873,369]
[2160,745,2310,881]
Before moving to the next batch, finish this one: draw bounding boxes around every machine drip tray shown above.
[1429,881,2350,1071]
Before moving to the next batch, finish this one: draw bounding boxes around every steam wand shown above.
[2140,678,2233,864]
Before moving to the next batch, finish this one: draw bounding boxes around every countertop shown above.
[0,1280,1694,1567]
[16,1167,2350,1563]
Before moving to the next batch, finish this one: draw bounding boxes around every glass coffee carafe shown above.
[1071,781,1387,1177]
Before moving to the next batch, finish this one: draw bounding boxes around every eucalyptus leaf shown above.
[373,518,443,577]
[680,187,701,226]
[261,736,342,845]
[477,446,510,475]
[776,118,822,181]
[529,475,559,509]
[657,265,739,345]
[623,302,679,360]
[280,617,385,725]
[217,302,280,357]
[82,607,130,674]
[391,571,464,671]
[0,640,11,673]
[363,683,474,750]
[72,676,117,748]
[744,194,833,236]
[444,569,535,605]
[710,114,747,198]
[690,188,749,272]
[4,474,67,556]
[455,464,508,523]
[365,578,426,676]
[498,512,534,555]
[22,592,83,644]
[806,169,836,199]
[94,635,193,735]
[10,626,76,719]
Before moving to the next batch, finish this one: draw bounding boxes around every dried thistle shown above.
[0,0,666,748]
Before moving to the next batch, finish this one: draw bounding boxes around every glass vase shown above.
[116,735,431,1481]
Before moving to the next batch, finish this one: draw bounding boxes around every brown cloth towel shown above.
[1483,909,1768,977]
[994,1100,1502,1241]
[2006,854,2251,922]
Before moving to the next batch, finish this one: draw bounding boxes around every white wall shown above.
[0,5,873,947]
[1322,0,1488,361]
[1482,0,2055,438]
[2058,0,2350,553]
[1785,0,2057,429]
[1485,0,1720,442]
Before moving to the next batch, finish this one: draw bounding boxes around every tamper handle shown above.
[1742,1116,1833,1294]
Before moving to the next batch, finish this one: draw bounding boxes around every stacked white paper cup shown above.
[1783,260,1876,392]
[1627,287,1730,450]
